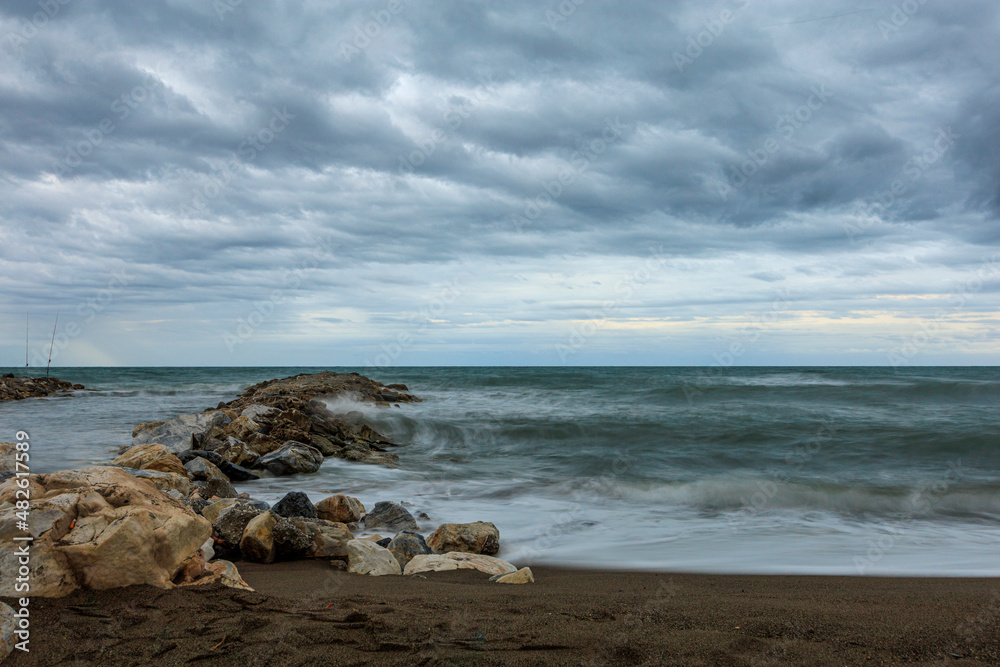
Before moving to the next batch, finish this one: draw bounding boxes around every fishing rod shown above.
[46,307,59,378]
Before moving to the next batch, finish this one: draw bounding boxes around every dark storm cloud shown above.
[0,0,998,365]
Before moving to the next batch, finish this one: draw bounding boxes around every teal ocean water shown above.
[2,366,998,575]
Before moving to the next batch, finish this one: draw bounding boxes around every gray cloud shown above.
[0,0,998,366]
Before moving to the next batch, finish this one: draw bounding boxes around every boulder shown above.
[202,498,240,524]
[248,499,271,512]
[131,411,232,453]
[241,404,278,423]
[268,409,312,444]
[253,441,323,476]
[213,502,262,553]
[223,415,260,442]
[271,491,317,519]
[240,511,277,563]
[217,460,259,482]
[273,517,311,560]
[194,477,238,499]
[386,531,432,569]
[363,501,418,532]
[403,552,517,577]
[177,450,224,466]
[184,457,228,482]
[176,559,253,591]
[340,443,400,466]
[292,518,353,558]
[427,521,500,555]
[201,437,260,467]
[245,433,284,456]
[1,602,14,661]
[376,537,391,548]
[308,434,338,456]
[0,466,210,597]
[493,567,534,584]
[308,410,350,442]
[112,443,187,476]
[0,476,44,508]
[315,494,365,523]
[117,467,191,496]
[345,539,401,576]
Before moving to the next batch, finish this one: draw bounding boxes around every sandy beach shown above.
[4,563,999,666]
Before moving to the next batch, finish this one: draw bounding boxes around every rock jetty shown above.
[130,371,419,469]
[0,374,83,402]
[0,372,530,602]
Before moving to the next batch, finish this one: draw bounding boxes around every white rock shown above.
[201,538,215,562]
[494,566,534,584]
[241,404,277,423]
[403,552,517,577]
[346,539,401,576]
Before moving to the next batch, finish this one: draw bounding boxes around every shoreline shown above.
[4,563,999,665]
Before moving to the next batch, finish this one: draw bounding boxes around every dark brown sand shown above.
[4,561,999,666]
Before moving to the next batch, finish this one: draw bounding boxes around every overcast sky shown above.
[1,0,998,367]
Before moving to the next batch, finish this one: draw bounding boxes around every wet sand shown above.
[4,561,999,665]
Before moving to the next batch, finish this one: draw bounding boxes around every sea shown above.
[2,366,998,576]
